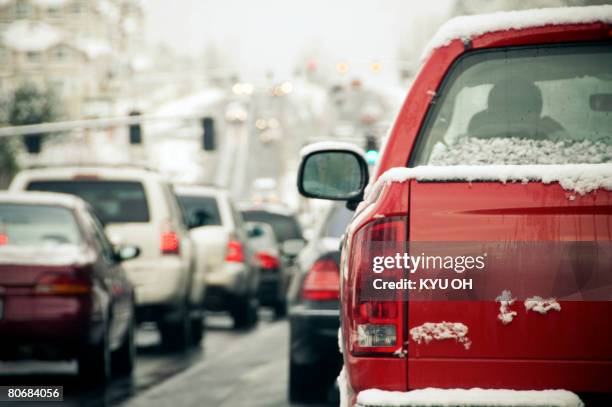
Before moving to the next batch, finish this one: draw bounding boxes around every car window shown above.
[241,210,302,243]
[0,203,82,246]
[177,195,222,227]
[412,43,612,166]
[321,204,353,238]
[26,180,150,224]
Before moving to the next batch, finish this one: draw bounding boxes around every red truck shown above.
[297,5,612,406]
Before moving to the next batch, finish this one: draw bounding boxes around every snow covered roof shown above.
[421,5,612,61]
[31,0,69,7]
[96,0,120,22]
[74,38,112,59]
[2,20,64,52]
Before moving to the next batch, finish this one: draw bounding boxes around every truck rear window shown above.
[241,210,302,243]
[412,43,612,166]
[27,180,150,224]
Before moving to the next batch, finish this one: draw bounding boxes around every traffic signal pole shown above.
[0,113,209,138]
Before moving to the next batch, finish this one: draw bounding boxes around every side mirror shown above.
[298,143,369,203]
[281,239,306,258]
[115,244,140,262]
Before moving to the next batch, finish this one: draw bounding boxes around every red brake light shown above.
[160,231,180,255]
[35,272,91,295]
[255,251,280,269]
[225,239,244,263]
[302,257,340,301]
[348,217,406,355]
[0,233,7,246]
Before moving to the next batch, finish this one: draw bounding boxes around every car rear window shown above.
[27,180,150,224]
[412,43,612,166]
[241,210,302,243]
[0,204,82,246]
[177,195,222,227]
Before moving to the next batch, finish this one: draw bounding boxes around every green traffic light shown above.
[365,149,379,165]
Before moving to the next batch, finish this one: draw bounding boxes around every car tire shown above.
[288,361,328,403]
[159,304,192,351]
[232,295,258,329]
[190,313,205,345]
[78,322,111,385]
[112,314,136,376]
[273,300,287,319]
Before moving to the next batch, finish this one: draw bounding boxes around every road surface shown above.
[0,311,339,407]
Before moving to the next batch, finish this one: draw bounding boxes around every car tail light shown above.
[348,217,406,355]
[160,221,180,255]
[34,272,91,295]
[302,257,340,301]
[255,251,279,269]
[0,233,7,246]
[225,238,244,263]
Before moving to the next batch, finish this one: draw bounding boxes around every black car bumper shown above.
[289,303,341,366]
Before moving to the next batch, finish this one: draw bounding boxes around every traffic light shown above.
[129,110,142,145]
[23,134,42,154]
[202,117,215,151]
[364,135,379,165]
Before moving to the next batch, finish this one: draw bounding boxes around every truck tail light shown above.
[348,217,406,355]
[302,257,340,301]
[255,251,279,269]
[35,272,91,295]
[160,221,180,255]
[225,238,244,263]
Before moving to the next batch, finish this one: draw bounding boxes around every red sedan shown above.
[0,192,139,383]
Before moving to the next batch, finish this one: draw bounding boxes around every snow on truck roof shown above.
[421,5,612,61]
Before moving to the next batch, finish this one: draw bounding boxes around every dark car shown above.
[0,192,139,383]
[286,202,353,402]
[240,205,305,318]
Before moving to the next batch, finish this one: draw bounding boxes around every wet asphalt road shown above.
[0,311,338,407]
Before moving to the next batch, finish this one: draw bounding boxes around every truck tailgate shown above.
[407,180,612,391]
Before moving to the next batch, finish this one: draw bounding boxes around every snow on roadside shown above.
[421,5,612,61]
[496,290,517,325]
[2,20,63,52]
[409,322,471,350]
[525,296,561,314]
[357,388,584,407]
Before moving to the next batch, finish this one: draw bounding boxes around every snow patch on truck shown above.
[409,322,471,350]
[496,290,517,325]
[338,365,350,407]
[371,164,612,198]
[525,296,561,314]
[356,388,584,407]
[429,137,612,166]
[421,5,612,61]
[300,141,365,157]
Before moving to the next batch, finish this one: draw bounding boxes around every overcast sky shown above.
[144,0,453,81]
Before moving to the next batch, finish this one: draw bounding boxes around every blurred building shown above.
[0,0,145,118]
